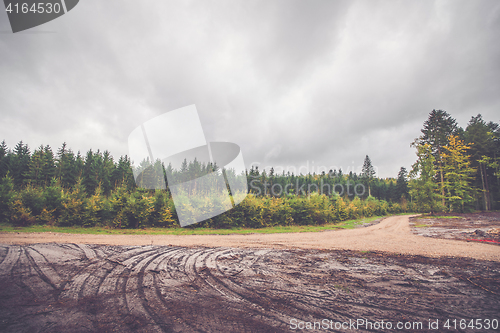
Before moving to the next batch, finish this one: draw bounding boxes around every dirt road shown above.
[1,215,499,261]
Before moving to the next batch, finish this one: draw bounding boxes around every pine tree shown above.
[395,167,409,202]
[56,143,77,188]
[361,155,375,197]
[83,149,99,195]
[25,145,46,186]
[11,141,31,188]
[42,145,56,185]
[0,140,9,179]
[420,109,459,206]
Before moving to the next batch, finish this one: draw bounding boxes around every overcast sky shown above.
[1,0,499,178]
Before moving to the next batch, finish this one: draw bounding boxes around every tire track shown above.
[0,246,20,276]
[26,246,63,290]
[200,249,293,328]
[126,248,180,332]
[0,244,499,332]
[61,246,158,300]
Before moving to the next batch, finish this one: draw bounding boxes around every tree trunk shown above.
[483,164,491,210]
[479,163,489,211]
[438,147,445,206]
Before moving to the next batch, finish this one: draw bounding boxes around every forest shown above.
[0,110,498,229]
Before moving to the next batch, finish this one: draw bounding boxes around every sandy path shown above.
[1,215,499,261]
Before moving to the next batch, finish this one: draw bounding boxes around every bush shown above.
[333,197,348,221]
[58,180,86,226]
[20,185,45,217]
[10,199,36,226]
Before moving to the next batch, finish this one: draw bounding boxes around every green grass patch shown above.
[334,284,351,293]
[0,215,385,236]
[413,224,429,228]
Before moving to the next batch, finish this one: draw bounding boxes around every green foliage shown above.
[0,141,415,230]
[19,185,45,217]
[58,178,86,226]
[441,135,476,212]
[409,142,442,213]
[149,190,175,227]
[10,198,36,226]
[44,179,63,217]
[0,174,14,223]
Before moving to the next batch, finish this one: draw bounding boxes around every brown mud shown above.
[0,215,499,332]
[410,211,500,245]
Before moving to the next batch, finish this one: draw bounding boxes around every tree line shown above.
[0,140,411,228]
[1,109,496,228]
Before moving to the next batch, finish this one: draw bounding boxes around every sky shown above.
[1,0,499,178]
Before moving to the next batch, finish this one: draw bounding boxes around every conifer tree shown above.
[395,167,409,201]
[42,145,56,185]
[361,155,375,197]
[420,110,459,206]
[11,141,31,188]
[0,140,9,179]
[25,145,46,186]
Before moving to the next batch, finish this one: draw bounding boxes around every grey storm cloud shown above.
[0,0,499,178]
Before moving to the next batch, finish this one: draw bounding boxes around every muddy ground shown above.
[1,243,499,333]
[410,212,500,245]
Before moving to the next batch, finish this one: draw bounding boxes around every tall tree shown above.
[464,115,497,210]
[100,150,115,195]
[83,149,99,195]
[25,145,46,186]
[11,141,31,188]
[361,155,375,197]
[0,140,9,179]
[395,167,409,202]
[441,135,476,212]
[420,110,459,206]
[42,145,56,185]
[56,142,77,188]
[409,142,441,213]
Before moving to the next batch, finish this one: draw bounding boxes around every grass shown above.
[413,224,429,228]
[0,215,385,236]
[334,284,351,293]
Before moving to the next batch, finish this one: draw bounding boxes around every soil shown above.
[410,211,500,245]
[0,215,499,332]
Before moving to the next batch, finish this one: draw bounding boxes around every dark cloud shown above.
[0,0,499,177]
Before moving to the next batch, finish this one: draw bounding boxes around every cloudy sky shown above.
[1,0,499,178]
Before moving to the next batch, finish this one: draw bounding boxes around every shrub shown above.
[10,199,36,226]
[20,185,45,217]
[58,179,86,226]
